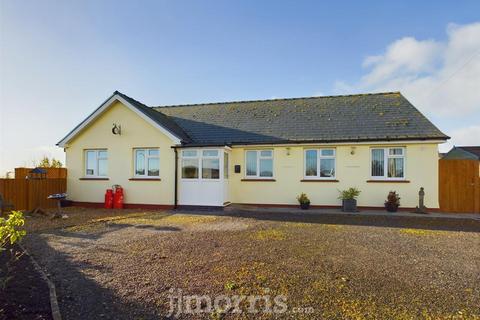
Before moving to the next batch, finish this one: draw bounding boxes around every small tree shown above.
[51,158,63,168]
[1,211,26,289]
[1,211,26,249]
[35,156,63,168]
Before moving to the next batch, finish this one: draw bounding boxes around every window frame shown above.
[303,148,336,180]
[224,152,229,179]
[180,149,221,181]
[201,149,220,180]
[181,150,200,180]
[370,147,406,180]
[244,149,274,179]
[84,149,108,178]
[133,148,160,178]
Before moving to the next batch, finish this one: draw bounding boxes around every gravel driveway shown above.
[23,209,480,319]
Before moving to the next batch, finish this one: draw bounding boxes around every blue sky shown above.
[1,1,479,175]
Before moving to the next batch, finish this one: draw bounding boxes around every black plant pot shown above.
[385,203,399,212]
[300,202,310,210]
[60,199,73,207]
[342,199,357,212]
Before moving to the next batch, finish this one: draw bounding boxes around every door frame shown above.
[178,147,231,206]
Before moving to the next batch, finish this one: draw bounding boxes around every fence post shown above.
[475,174,480,214]
[25,179,30,211]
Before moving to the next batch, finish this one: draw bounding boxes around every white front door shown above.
[178,148,228,206]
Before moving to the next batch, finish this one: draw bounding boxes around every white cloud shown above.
[335,22,480,117]
[360,37,443,87]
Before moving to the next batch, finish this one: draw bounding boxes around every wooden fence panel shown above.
[439,159,480,213]
[15,167,67,179]
[476,163,480,214]
[0,178,66,211]
[0,179,28,210]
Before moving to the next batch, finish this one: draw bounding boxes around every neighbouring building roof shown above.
[443,146,480,160]
[459,147,480,158]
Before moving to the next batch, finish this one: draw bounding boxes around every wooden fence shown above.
[15,167,67,179]
[0,178,67,211]
[439,159,480,213]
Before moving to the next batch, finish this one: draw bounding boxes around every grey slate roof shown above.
[60,91,447,147]
[149,92,448,146]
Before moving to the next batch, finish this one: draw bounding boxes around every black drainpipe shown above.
[173,147,178,209]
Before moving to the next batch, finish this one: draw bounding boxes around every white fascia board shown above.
[57,94,182,147]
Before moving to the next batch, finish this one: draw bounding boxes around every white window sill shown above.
[129,177,161,181]
[367,179,410,183]
[301,178,339,182]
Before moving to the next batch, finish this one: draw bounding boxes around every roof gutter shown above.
[173,137,449,149]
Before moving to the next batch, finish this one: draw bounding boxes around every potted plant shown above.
[385,191,400,212]
[297,193,311,210]
[338,187,361,212]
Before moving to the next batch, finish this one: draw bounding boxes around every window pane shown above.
[259,158,273,177]
[260,150,272,157]
[182,159,198,178]
[135,150,145,175]
[246,151,257,176]
[147,158,160,176]
[203,150,218,157]
[320,159,335,177]
[98,158,107,176]
[388,158,404,178]
[371,149,384,177]
[224,153,229,179]
[148,149,159,156]
[202,158,220,179]
[98,150,108,158]
[321,149,334,156]
[305,150,317,176]
[86,151,96,175]
[389,148,403,155]
[182,150,197,157]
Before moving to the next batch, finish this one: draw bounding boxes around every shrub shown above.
[0,211,26,249]
[385,191,401,207]
[1,211,26,289]
[338,188,361,200]
[296,193,310,205]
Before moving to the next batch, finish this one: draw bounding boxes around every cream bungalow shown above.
[57,91,448,209]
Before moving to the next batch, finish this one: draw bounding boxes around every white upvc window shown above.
[134,148,160,178]
[245,150,273,178]
[181,149,220,180]
[85,149,108,177]
[304,148,336,179]
[371,147,406,180]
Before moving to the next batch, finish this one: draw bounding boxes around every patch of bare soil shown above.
[0,245,52,320]
[23,209,480,319]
